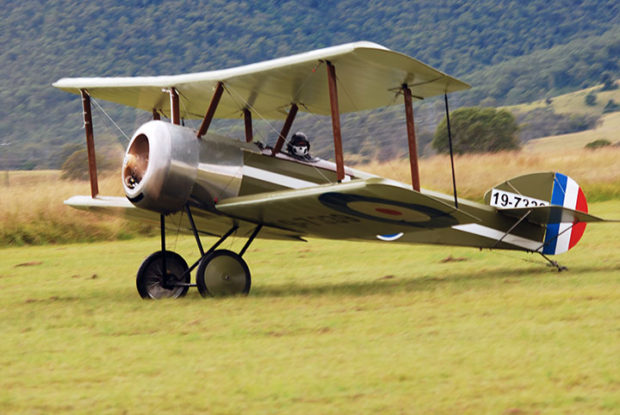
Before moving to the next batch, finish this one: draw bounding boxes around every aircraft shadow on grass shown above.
[240,263,620,299]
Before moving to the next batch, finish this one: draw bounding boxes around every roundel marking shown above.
[377,232,404,241]
[347,201,431,222]
[376,207,402,216]
[318,192,458,228]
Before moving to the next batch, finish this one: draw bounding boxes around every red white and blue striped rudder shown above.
[542,173,588,255]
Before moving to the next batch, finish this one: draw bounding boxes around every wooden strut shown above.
[152,109,160,120]
[326,61,345,182]
[80,89,99,198]
[243,108,253,143]
[271,103,298,156]
[169,87,180,125]
[402,85,420,191]
[197,81,225,138]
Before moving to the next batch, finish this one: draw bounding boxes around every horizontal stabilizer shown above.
[498,205,609,225]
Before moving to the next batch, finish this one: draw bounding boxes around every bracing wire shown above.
[223,83,284,143]
[225,83,334,181]
[175,89,199,130]
[90,97,131,141]
[444,93,458,208]
[173,211,184,250]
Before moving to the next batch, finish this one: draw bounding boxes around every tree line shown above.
[1,0,618,168]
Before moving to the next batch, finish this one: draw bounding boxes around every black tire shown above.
[136,251,190,299]
[196,250,251,298]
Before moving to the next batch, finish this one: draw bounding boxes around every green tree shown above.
[603,99,620,114]
[585,139,611,149]
[600,72,618,91]
[61,146,122,180]
[432,107,520,154]
[61,149,93,180]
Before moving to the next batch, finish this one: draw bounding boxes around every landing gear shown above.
[135,209,261,299]
[196,250,251,297]
[136,251,190,299]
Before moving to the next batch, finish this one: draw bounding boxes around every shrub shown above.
[432,107,520,154]
[585,139,612,149]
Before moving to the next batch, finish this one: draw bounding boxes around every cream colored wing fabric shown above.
[53,41,469,120]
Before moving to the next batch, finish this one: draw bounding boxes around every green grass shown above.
[1,201,618,414]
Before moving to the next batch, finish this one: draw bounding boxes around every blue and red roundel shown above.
[542,173,588,255]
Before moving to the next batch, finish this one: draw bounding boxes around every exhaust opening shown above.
[123,134,149,189]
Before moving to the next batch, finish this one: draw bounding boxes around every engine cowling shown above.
[123,121,199,213]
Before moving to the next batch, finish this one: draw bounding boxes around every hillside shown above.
[501,82,620,151]
[1,0,618,168]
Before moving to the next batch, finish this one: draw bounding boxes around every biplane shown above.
[53,41,613,299]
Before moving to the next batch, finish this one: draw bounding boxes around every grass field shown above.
[0,199,618,414]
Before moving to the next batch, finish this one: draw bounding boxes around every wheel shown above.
[136,251,190,299]
[196,250,251,297]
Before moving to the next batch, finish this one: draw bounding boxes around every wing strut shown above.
[272,103,299,155]
[197,81,224,138]
[80,89,99,198]
[326,61,345,182]
[402,85,420,191]
[169,87,180,125]
[243,108,253,143]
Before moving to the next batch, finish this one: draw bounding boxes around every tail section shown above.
[484,172,589,255]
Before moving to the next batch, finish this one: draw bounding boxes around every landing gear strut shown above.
[135,208,261,299]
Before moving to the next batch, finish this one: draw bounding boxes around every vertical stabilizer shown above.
[484,172,588,255]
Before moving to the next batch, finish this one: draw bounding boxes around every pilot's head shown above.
[287,132,310,158]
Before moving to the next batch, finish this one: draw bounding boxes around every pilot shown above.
[287,132,313,161]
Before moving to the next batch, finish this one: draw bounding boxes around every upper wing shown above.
[53,41,469,120]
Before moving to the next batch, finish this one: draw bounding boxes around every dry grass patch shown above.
[524,112,620,152]
[0,171,153,245]
[358,147,620,201]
